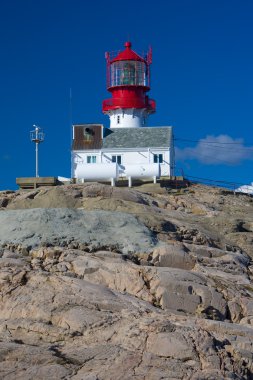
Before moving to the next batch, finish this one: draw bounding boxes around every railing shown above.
[148,99,156,112]
[102,97,156,112]
[106,49,147,63]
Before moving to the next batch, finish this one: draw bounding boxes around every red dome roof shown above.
[111,42,146,63]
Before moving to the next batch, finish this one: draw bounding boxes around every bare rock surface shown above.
[0,183,253,379]
[0,208,157,253]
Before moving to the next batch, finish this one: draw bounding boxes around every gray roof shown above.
[103,127,173,149]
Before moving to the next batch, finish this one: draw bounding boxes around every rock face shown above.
[0,182,253,379]
[0,208,156,253]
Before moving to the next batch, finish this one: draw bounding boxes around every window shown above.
[153,154,163,163]
[112,155,122,164]
[117,115,120,124]
[83,127,94,142]
[110,61,147,87]
[87,155,96,164]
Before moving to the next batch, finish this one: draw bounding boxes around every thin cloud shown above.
[176,135,253,165]
[1,154,11,161]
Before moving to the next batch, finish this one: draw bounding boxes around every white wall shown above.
[108,108,148,128]
[72,148,172,180]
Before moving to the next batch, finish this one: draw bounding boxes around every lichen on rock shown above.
[0,182,253,379]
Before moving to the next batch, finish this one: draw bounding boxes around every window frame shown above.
[87,155,97,164]
[153,154,163,164]
[112,155,122,164]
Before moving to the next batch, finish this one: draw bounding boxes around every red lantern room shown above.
[102,42,156,128]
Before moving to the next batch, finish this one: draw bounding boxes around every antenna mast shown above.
[30,125,45,177]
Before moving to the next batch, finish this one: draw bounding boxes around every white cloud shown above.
[175,135,253,165]
[235,182,253,195]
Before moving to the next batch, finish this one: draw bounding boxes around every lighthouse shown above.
[71,41,174,185]
[102,42,156,128]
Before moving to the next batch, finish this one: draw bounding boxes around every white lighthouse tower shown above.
[102,41,156,128]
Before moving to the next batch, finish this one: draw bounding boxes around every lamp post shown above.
[30,125,45,178]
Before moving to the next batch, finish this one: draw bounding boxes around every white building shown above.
[71,124,174,185]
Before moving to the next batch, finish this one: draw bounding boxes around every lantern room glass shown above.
[110,61,147,87]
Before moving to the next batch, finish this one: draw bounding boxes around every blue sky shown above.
[0,0,253,190]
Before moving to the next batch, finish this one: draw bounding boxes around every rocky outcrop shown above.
[0,183,253,379]
[0,208,157,254]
